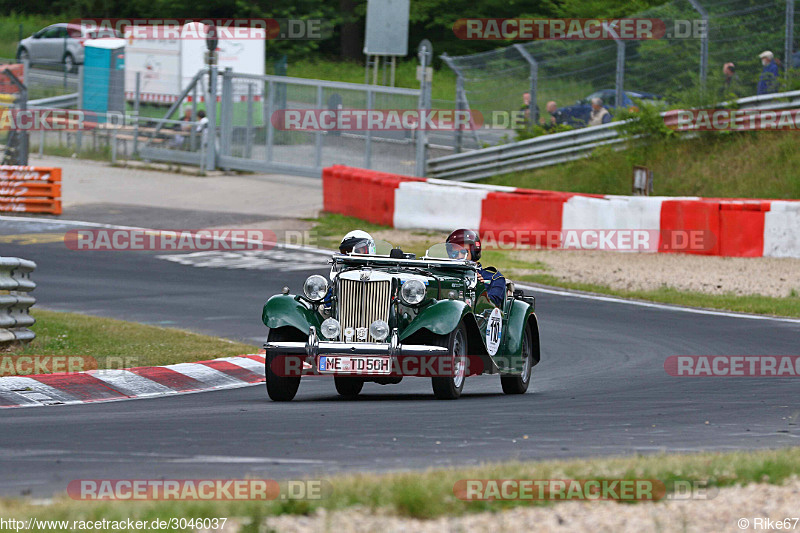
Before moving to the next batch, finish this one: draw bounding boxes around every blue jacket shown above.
[478,265,506,308]
[757,62,780,95]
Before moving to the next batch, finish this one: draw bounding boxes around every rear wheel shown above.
[265,327,303,402]
[501,326,533,394]
[431,323,468,400]
[334,377,364,397]
[16,48,29,63]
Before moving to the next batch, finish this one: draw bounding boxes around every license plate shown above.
[318,356,391,375]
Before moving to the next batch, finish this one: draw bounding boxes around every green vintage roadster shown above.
[262,242,541,401]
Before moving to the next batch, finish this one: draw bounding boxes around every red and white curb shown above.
[0,355,266,408]
[323,165,800,258]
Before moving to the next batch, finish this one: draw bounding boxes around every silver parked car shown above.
[16,23,119,72]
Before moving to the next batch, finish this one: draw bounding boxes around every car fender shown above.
[262,294,321,335]
[497,300,540,372]
[399,299,474,341]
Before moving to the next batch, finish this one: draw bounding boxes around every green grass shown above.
[1,447,798,529]
[2,309,256,373]
[517,274,800,318]
[308,213,800,318]
[0,13,66,58]
[479,132,800,199]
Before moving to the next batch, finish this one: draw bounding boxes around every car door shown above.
[40,25,68,63]
[24,27,51,62]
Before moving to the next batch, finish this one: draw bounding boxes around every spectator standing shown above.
[540,100,566,130]
[757,51,780,95]
[721,62,741,98]
[588,97,611,126]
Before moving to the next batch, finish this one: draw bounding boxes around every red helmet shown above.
[446,228,481,262]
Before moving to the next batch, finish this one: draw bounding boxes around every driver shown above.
[324,230,376,312]
[446,228,506,308]
[339,230,376,255]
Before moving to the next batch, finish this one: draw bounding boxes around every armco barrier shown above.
[0,166,62,215]
[322,165,800,258]
[0,257,36,345]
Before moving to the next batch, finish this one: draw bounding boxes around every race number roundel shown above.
[485,307,503,356]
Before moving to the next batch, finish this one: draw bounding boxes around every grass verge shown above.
[0,447,798,530]
[1,309,256,373]
[308,213,800,318]
[479,132,800,199]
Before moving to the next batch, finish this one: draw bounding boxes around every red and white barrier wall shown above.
[322,166,800,258]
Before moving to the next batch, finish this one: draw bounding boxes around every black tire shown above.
[501,326,533,394]
[265,327,303,402]
[16,48,29,63]
[431,322,468,400]
[334,377,364,397]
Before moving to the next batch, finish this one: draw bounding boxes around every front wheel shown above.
[334,377,364,397]
[431,323,468,400]
[265,327,303,402]
[501,326,533,394]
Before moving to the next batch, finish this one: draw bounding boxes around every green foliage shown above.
[480,129,800,199]
[615,101,675,140]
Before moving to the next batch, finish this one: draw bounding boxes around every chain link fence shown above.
[442,0,798,150]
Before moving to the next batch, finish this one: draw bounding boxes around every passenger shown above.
[446,228,506,308]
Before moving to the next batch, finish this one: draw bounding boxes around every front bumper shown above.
[263,327,449,358]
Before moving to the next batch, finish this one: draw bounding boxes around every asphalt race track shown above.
[0,216,798,498]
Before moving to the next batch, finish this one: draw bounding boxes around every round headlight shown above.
[369,319,390,341]
[303,275,328,301]
[400,279,426,306]
[321,318,341,340]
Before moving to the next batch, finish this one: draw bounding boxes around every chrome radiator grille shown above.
[337,278,391,342]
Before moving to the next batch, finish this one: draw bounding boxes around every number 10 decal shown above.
[485,307,503,355]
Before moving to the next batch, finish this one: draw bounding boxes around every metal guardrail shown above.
[426,90,800,181]
[27,93,79,109]
[0,257,36,344]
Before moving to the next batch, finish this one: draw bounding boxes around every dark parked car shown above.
[557,89,664,127]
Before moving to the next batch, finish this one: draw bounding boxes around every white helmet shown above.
[339,230,376,255]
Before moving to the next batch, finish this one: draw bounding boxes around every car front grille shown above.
[337,278,391,342]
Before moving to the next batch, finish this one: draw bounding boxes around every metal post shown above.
[314,85,323,170]
[246,83,254,158]
[190,81,197,151]
[688,0,709,88]
[77,65,83,109]
[39,129,44,157]
[205,65,217,171]
[133,72,140,156]
[514,44,538,127]
[415,42,431,177]
[365,88,373,168]
[786,0,795,74]
[455,75,464,153]
[3,68,28,164]
[615,40,625,111]
[266,80,275,162]
[220,68,233,165]
[63,35,68,89]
